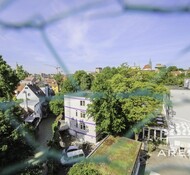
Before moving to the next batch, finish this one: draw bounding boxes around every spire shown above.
[149,58,152,70]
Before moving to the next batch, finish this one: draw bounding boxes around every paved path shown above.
[36,116,55,148]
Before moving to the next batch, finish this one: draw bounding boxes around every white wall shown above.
[64,95,98,144]
[17,85,39,101]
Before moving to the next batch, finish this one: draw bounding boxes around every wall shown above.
[64,95,97,144]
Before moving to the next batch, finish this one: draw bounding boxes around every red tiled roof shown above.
[143,64,151,70]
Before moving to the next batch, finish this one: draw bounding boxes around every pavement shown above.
[144,150,190,175]
[168,90,190,147]
[36,116,55,148]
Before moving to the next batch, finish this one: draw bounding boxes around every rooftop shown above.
[64,91,93,99]
[89,135,141,175]
[27,84,46,97]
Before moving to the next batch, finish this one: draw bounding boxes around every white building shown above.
[16,84,47,125]
[184,78,190,89]
[64,92,99,144]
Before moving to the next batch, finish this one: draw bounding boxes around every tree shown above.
[91,67,118,92]
[80,73,94,90]
[167,66,178,72]
[0,56,20,100]
[0,105,36,174]
[89,66,167,137]
[49,96,64,116]
[53,73,63,92]
[68,163,101,175]
[60,76,77,94]
[16,64,29,81]
[73,70,87,88]
[88,90,127,135]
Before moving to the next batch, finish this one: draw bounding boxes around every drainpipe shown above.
[45,85,49,97]
[23,91,28,112]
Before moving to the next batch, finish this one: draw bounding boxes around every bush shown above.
[68,162,101,175]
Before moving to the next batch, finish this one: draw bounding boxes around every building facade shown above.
[64,92,99,144]
[16,84,47,125]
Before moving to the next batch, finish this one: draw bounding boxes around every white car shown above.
[60,149,85,165]
[62,146,79,154]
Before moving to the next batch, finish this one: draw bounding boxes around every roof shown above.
[25,112,40,122]
[64,91,93,99]
[89,135,141,175]
[155,64,166,68]
[143,64,152,70]
[27,84,45,98]
[67,149,84,158]
[15,83,25,93]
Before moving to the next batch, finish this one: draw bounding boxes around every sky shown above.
[0,0,190,74]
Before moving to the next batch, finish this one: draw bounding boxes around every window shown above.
[27,93,30,96]
[76,120,78,128]
[80,112,85,118]
[80,100,85,106]
[76,110,78,116]
[80,122,86,130]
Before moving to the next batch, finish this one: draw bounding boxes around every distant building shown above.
[155,64,166,71]
[20,75,37,85]
[64,92,100,144]
[142,64,152,71]
[95,67,102,73]
[184,79,190,89]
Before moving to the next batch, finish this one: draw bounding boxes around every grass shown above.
[89,135,141,175]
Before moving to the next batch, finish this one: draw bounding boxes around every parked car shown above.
[62,145,79,154]
[60,149,85,165]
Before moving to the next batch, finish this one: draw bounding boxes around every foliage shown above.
[0,56,20,100]
[68,163,101,175]
[19,164,44,175]
[16,64,29,81]
[51,115,62,133]
[88,91,126,135]
[80,73,94,90]
[49,96,64,116]
[73,70,94,90]
[60,76,77,94]
[53,73,63,92]
[91,67,118,92]
[73,70,87,87]
[0,105,35,173]
[88,66,168,136]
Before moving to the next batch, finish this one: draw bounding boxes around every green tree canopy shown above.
[73,70,87,87]
[0,105,36,174]
[73,70,94,90]
[88,66,168,136]
[49,95,64,116]
[88,91,126,135]
[68,163,101,175]
[53,73,64,92]
[0,56,20,100]
[60,76,77,94]
[16,64,29,81]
